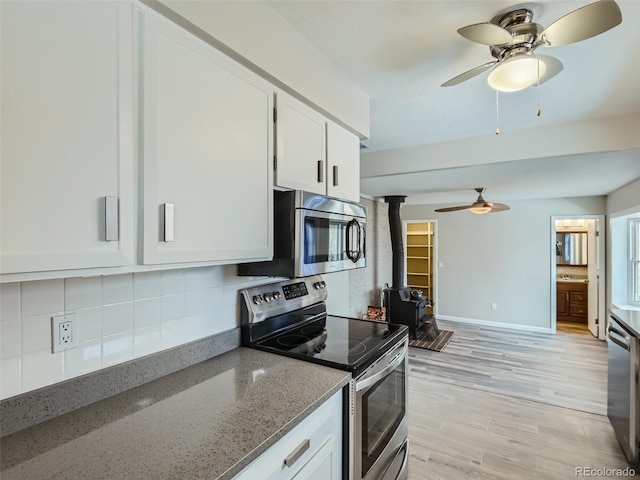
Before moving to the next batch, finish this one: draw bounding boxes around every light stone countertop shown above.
[610,308,640,338]
[0,347,351,480]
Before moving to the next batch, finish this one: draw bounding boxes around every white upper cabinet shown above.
[275,92,327,195]
[0,1,135,274]
[326,122,361,203]
[140,9,273,265]
[275,92,360,202]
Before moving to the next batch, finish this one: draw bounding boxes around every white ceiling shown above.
[268,0,640,205]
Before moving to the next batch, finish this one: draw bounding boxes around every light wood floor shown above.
[557,320,593,336]
[407,320,636,480]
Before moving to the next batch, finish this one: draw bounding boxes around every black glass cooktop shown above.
[253,314,407,373]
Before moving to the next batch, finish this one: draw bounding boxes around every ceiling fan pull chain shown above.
[535,52,542,117]
[495,90,500,135]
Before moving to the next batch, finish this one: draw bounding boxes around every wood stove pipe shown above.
[384,195,407,290]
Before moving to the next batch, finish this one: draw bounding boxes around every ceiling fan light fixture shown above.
[469,206,492,214]
[487,53,547,92]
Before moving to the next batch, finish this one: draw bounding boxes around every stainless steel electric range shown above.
[240,275,409,480]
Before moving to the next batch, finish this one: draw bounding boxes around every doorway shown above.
[404,220,437,316]
[550,216,606,339]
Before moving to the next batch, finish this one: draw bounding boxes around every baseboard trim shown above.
[438,315,553,334]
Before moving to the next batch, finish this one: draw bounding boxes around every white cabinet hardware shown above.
[284,439,310,468]
[162,203,175,242]
[105,196,119,242]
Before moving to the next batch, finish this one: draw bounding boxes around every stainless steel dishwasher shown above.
[607,315,639,466]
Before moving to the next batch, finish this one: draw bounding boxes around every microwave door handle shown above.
[345,220,353,261]
[345,219,355,262]
[346,219,362,263]
[353,221,362,261]
[357,221,365,260]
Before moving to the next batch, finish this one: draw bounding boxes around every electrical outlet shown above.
[52,313,78,353]
[491,303,498,310]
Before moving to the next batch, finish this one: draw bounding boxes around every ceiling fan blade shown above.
[457,23,512,46]
[441,62,496,87]
[539,0,622,47]
[488,203,510,212]
[536,55,564,85]
[434,205,473,212]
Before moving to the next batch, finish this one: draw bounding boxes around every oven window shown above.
[361,360,406,477]
[304,217,346,263]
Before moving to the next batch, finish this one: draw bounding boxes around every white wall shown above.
[607,177,640,215]
[610,217,628,306]
[605,177,640,311]
[0,266,267,400]
[401,196,606,331]
[154,0,370,138]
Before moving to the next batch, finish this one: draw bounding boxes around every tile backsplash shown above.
[0,266,264,400]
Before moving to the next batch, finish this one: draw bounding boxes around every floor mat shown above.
[408,329,454,352]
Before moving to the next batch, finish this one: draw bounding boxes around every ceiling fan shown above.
[441,0,622,92]
[434,188,510,215]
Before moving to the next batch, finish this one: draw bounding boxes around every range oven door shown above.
[296,207,366,277]
[355,339,409,480]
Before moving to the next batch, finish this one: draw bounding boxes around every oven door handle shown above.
[380,438,409,480]
[356,342,407,392]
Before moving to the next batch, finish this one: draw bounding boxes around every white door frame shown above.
[403,219,438,317]
[550,215,606,339]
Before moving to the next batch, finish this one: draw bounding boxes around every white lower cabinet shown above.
[291,436,337,480]
[139,8,273,265]
[233,389,342,480]
[0,1,135,274]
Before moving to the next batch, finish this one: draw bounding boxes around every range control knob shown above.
[252,295,264,306]
[264,292,274,303]
[273,291,282,300]
[313,281,326,290]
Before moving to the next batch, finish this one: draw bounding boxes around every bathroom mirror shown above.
[556,232,587,265]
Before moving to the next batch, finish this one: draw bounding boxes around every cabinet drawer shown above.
[570,292,588,304]
[570,304,588,317]
[233,389,342,480]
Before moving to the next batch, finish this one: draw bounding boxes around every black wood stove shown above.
[383,195,440,340]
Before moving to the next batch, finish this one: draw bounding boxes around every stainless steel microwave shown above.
[238,190,366,278]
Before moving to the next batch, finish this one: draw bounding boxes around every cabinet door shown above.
[292,437,337,480]
[275,92,326,195]
[326,122,360,203]
[141,9,273,265]
[0,1,134,274]
[557,290,569,316]
[232,390,342,480]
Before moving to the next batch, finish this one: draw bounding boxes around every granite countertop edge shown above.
[0,347,352,480]
[219,373,349,480]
